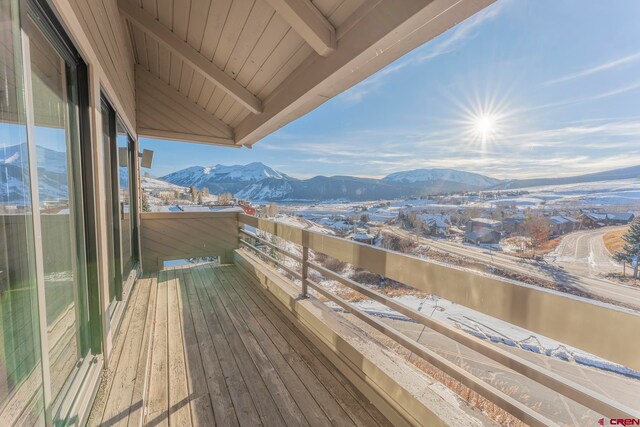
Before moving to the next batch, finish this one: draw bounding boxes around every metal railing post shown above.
[300,245,309,298]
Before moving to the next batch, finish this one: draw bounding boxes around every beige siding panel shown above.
[258,41,312,99]
[234,13,290,88]
[158,44,171,83]
[328,0,366,27]
[187,72,206,102]
[70,0,136,125]
[172,0,192,41]
[204,86,225,117]
[140,212,240,271]
[141,0,158,19]
[178,62,194,95]
[146,35,159,76]
[222,100,245,124]
[136,68,233,142]
[248,30,309,97]
[229,108,251,128]
[212,0,254,69]
[169,52,182,88]
[311,0,344,18]
[131,25,148,70]
[224,2,275,79]
[187,0,212,50]
[215,93,235,118]
[157,0,173,29]
[200,0,233,60]
[196,79,215,108]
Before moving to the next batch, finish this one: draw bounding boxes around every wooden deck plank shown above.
[101,277,152,427]
[173,267,216,427]
[128,273,158,427]
[216,265,363,427]
[191,265,287,427]
[214,265,335,427]
[167,268,193,426]
[232,264,392,427]
[181,265,248,427]
[87,275,145,427]
[90,264,391,427]
[146,270,169,426]
[204,266,310,427]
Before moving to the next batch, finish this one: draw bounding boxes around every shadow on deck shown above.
[88,263,390,426]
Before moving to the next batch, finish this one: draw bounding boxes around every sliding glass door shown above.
[25,10,91,406]
[102,101,138,318]
[0,0,45,425]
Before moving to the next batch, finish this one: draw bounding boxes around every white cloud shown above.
[543,52,640,86]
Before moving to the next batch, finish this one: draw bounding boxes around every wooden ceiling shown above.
[119,0,494,147]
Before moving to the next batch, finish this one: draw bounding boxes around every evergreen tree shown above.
[141,192,151,212]
[614,219,640,277]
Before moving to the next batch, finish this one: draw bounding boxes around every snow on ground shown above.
[322,291,640,380]
[480,178,640,209]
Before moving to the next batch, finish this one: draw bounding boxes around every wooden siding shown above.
[88,263,391,426]
[140,211,240,271]
[68,0,136,126]
[135,67,235,146]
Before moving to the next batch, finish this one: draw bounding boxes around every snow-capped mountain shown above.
[0,143,68,204]
[162,162,289,194]
[163,163,503,201]
[383,168,502,188]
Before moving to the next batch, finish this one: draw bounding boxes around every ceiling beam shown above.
[136,67,235,146]
[235,0,494,146]
[119,0,263,114]
[264,0,336,56]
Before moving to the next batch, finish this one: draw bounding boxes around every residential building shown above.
[465,218,502,244]
[418,213,452,236]
[549,215,580,235]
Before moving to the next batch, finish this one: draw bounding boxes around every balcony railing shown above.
[138,211,640,425]
[236,214,640,425]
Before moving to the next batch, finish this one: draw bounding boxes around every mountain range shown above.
[160,162,640,202]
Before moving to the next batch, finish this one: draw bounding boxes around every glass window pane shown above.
[0,0,44,424]
[27,14,88,403]
[116,123,133,280]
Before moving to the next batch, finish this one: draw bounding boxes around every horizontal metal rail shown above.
[308,260,638,419]
[239,239,302,280]
[304,277,555,427]
[237,214,640,423]
[239,228,303,262]
[239,213,640,372]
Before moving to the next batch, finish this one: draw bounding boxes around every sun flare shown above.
[473,114,498,141]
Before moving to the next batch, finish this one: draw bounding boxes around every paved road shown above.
[387,226,640,310]
[548,226,624,276]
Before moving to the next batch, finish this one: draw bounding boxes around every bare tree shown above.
[265,203,279,218]
[218,192,234,204]
[524,214,551,257]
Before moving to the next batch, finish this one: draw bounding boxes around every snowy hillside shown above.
[478,178,640,209]
[163,162,288,187]
[235,179,294,201]
[1,143,68,203]
[383,168,501,188]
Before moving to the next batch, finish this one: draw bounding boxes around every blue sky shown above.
[141,0,640,180]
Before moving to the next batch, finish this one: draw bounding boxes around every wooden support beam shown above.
[119,1,263,114]
[136,67,235,146]
[235,0,494,146]
[263,0,336,56]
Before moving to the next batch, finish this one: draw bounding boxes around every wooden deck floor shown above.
[88,263,391,427]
